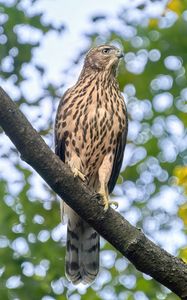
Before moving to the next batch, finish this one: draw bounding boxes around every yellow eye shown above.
[102,48,111,54]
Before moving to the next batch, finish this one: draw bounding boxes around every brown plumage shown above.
[55,44,128,285]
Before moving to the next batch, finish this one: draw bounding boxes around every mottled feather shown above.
[55,44,128,285]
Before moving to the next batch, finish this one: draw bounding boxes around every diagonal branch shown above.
[0,87,187,299]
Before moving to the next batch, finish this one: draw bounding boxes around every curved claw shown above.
[74,169,86,181]
[71,167,86,181]
[109,200,118,209]
[95,191,118,211]
[97,191,109,211]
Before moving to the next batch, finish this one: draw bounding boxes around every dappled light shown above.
[0,0,187,299]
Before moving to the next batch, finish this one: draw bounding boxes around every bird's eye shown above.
[102,48,111,54]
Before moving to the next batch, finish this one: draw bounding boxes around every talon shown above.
[96,192,118,211]
[103,203,109,212]
[69,164,86,181]
[97,191,110,212]
[74,169,86,181]
[109,200,118,209]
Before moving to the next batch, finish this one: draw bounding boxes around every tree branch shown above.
[0,87,186,299]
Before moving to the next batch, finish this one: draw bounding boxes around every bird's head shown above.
[84,45,124,74]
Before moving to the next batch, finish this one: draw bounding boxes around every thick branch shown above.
[0,87,187,299]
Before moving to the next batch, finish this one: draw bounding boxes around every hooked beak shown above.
[116,50,124,59]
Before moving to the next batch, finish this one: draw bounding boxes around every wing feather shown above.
[55,135,65,162]
[54,91,69,162]
[108,124,128,194]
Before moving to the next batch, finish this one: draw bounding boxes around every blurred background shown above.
[0,0,187,299]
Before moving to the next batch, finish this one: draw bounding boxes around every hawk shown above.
[55,45,128,285]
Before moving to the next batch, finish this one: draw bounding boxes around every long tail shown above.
[65,207,99,285]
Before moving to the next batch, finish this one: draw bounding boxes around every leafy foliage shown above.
[0,0,186,299]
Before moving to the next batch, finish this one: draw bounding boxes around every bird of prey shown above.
[55,44,128,285]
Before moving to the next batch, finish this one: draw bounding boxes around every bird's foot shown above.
[98,190,110,211]
[97,191,118,211]
[72,167,86,181]
[109,200,118,209]
[68,162,86,181]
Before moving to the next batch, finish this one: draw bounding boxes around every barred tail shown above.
[65,208,99,285]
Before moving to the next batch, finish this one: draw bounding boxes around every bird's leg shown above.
[98,185,110,211]
[71,166,86,181]
[67,155,86,181]
[98,155,118,211]
[98,185,118,211]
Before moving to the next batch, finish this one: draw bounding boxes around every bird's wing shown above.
[108,124,128,194]
[54,91,70,162]
[54,109,65,162]
[55,134,65,162]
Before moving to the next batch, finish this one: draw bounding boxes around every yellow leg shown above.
[97,154,118,211]
[98,187,110,211]
[98,187,118,211]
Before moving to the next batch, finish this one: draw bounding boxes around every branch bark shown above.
[0,87,187,299]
